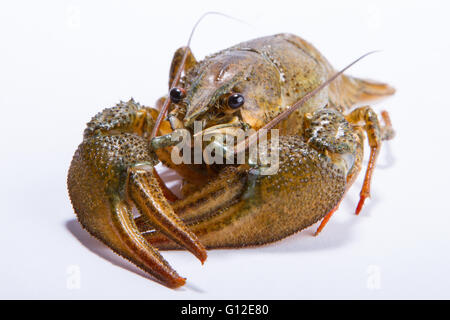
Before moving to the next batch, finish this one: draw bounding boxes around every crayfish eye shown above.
[227,93,245,109]
[169,87,186,103]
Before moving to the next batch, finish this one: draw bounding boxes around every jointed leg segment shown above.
[345,106,394,215]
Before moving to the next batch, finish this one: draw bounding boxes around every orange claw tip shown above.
[189,243,207,264]
[197,250,208,265]
[167,276,187,289]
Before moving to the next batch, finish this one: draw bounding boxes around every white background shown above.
[1,0,449,299]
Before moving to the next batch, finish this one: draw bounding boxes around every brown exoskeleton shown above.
[67,32,395,288]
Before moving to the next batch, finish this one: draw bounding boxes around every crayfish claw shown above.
[67,110,202,287]
[111,201,186,288]
[128,164,207,264]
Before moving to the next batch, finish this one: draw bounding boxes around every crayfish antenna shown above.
[151,12,247,139]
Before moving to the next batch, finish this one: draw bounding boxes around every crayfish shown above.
[68,26,395,288]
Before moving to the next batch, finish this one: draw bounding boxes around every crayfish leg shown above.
[345,107,394,215]
[314,201,341,236]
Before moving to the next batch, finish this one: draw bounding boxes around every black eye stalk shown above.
[227,93,245,109]
[169,87,186,103]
